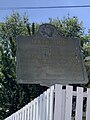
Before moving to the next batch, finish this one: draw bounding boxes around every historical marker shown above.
[16,24,88,86]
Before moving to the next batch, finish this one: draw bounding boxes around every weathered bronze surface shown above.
[16,24,88,86]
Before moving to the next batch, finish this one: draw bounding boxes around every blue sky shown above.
[0,0,90,34]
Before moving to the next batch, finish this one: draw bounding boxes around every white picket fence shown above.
[5,84,90,120]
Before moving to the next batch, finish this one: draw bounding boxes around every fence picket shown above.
[61,89,66,120]
[46,89,50,120]
[49,86,54,120]
[18,110,21,120]
[26,103,30,120]
[54,84,62,120]
[18,111,20,120]
[30,102,33,120]
[13,113,16,120]
[35,97,39,120]
[33,99,36,120]
[86,88,90,120]
[40,94,43,120]
[75,87,83,120]
[22,108,25,120]
[42,91,47,120]
[65,85,73,120]
[24,105,28,120]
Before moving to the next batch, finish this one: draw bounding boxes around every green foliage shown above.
[49,15,84,38]
[83,35,90,85]
[0,12,47,120]
[0,12,28,119]
[82,35,90,57]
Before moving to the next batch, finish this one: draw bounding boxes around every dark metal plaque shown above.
[16,24,88,86]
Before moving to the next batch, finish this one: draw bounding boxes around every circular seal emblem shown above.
[39,24,58,38]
